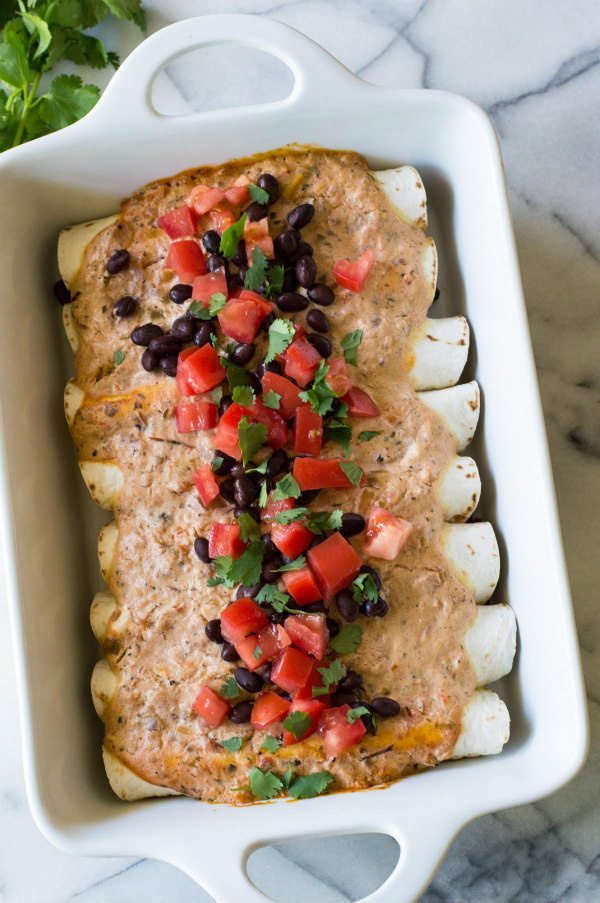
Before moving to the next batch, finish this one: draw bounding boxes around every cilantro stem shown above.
[11,71,41,148]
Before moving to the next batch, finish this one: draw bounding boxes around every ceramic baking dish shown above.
[0,14,588,903]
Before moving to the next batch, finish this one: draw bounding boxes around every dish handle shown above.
[90,14,365,129]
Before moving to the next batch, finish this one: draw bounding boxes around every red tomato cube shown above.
[210,204,238,233]
[218,297,270,344]
[282,566,322,606]
[261,371,305,420]
[244,217,274,259]
[343,386,380,418]
[176,347,197,397]
[333,249,375,293]
[193,464,220,506]
[294,407,323,456]
[293,457,366,491]
[271,521,314,559]
[175,399,218,433]
[261,492,295,522]
[251,690,291,730]
[237,623,291,670]
[282,697,329,746]
[364,505,413,560]
[325,358,352,397]
[208,523,247,561]
[225,175,250,207]
[294,658,330,700]
[213,402,245,460]
[220,597,268,645]
[188,185,226,215]
[158,205,198,239]
[192,685,230,727]
[247,398,287,450]
[179,344,226,394]
[319,704,367,756]
[271,647,314,693]
[307,532,361,598]
[165,239,207,283]
[235,634,269,670]
[284,613,329,660]
[284,336,322,387]
[192,271,228,303]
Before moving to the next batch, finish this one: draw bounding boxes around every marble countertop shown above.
[2,1,599,900]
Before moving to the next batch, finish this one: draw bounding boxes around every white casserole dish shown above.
[0,14,588,903]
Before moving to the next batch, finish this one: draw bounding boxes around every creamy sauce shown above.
[69,148,477,803]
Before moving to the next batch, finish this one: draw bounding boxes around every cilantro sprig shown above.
[238,417,267,466]
[271,473,301,502]
[220,736,243,752]
[249,183,269,204]
[210,539,265,588]
[351,572,379,605]
[265,318,295,364]
[243,766,333,801]
[220,213,247,258]
[341,329,363,365]
[299,360,336,415]
[347,705,370,724]
[282,711,312,740]
[244,247,284,297]
[329,623,363,655]
[312,660,346,697]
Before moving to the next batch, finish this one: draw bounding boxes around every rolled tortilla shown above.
[98,521,118,581]
[370,165,428,230]
[80,460,123,510]
[102,748,179,800]
[63,305,79,354]
[90,590,130,643]
[418,381,480,451]
[441,522,500,603]
[451,689,510,758]
[64,379,85,427]
[407,317,469,390]
[464,604,516,685]
[437,455,481,522]
[58,214,118,289]
[90,659,119,718]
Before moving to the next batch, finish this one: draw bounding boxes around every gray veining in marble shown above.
[1,1,599,901]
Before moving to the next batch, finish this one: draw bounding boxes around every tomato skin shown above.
[165,239,207,283]
[282,566,322,606]
[293,457,366,491]
[251,690,291,730]
[179,344,226,394]
[218,297,270,344]
[208,524,247,561]
[261,371,304,419]
[271,646,315,693]
[261,492,295,522]
[294,659,330,700]
[175,399,218,433]
[343,386,380,418]
[158,205,198,239]
[325,358,352,397]
[333,249,375,292]
[176,347,197,397]
[308,532,361,598]
[210,204,238,233]
[244,217,274,258]
[238,289,273,315]
[271,521,314,559]
[319,704,367,756]
[188,185,226,215]
[284,613,329,660]
[225,175,250,207]
[192,685,230,727]
[282,697,329,746]
[248,399,287,450]
[214,402,245,459]
[193,464,220,506]
[192,271,228,303]
[237,624,291,670]
[220,597,268,645]
[284,336,322,387]
[364,505,413,560]
[294,406,323,456]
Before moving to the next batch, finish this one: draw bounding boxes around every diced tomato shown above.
[319,704,366,756]
[282,697,329,746]
[248,399,287,450]
[225,175,251,207]
[175,398,218,433]
[261,493,294,523]
[188,185,226,215]
[192,271,228,304]
[251,690,291,730]
[238,289,273,315]
[178,344,226,394]
[284,336,322,388]
[235,634,268,670]
[238,623,291,670]
[220,596,267,644]
[307,532,361,598]
[325,358,352,397]
[192,685,230,727]
[284,613,329,660]
[294,407,323,456]
[261,372,303,420]
[293,457,366,491]
[176,347,197,397]
[165,239,207,283]
[333,249,375,293]
[208,524,247,561]
[295,659,329,700]
[271,521,314,559]
[193,464,220,506]
[282,566,322,606]
[244,216,274,258]
[271,646,314,693]
[210,204,238,233]
[218,296,270,344]
[214,399,286,460]
[158,205,198,239]
[364,505,413,560]
[343,386,380,418]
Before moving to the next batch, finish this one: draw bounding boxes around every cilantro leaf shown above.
[221,736,243,752]
[273,507,310,525]
[265,264,284,297]
[262,389,281,410]
[329,624,363,654]
[244,246,269,292]
[271,474,301,502]
[39,74,100,130]
[249,766,283,800]
[265,318,294,363]
[323,421,352,452]
[274,555,306,573]
[258,480,268,508]
[220,213,247,258]
[187,300,213,320]
[208,292,227,315]
[305,509,343,535]
[282,766,294,790]
[247,460,269,474]
[211,455,224,473]
[358,431,381,442]
[20,12,51,59]
[238,417,267,465]
[317,660,346,688]
[352,572,379,605]
[282,711,312,740]
[113,349,125,365]
[209,555,235,587]
[261,735,282,753]
[347,705,370,724]
[220,676,240,700]
[341,329,363,365]
[340,461,363,486]
[255,584,290,608]
[227,538,265,586]
[238,512,261,542]
[298,360,336,415]
[226,361,252,392]
[253,644,263,660]
[249,183,270,204]
[287,771,334,799]
[232,385,255,406]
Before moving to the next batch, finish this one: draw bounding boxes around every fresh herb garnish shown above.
[248,766,283,800]
[313,659,346,697]
[211,386,223,404]
[258,480,268,507]
[208,291,227,314]
[358,431,381,442]
[274,555,306,573]
[220,676,240,700]
[273,507,310,525]
[113,349,125,365]
[282,765,294,791]
[262,389,281,410]
[212,539,265,588]
[341,329,363,365]
[249,183,270,204]
[271,473,301,502]
[188,296,224,319]
[211,455,224,473]
[220,736,243,752]
[219,213,247,258]
[347,706,370,724]
[261,735,282,753]
[299,360,336,415]
[255,584,305,614]
[244,247,285,297]
[238,512,261,542]
[226,360,252,392]
[340,461,363,486]
[287,771,334,799]
[282,711,312,740]
[351,572,379,605]
[329,623,363,654]
[265,318,295,363]
[208,555,235,588]
[274,508,343,535]
[238,417,267,465]
[246,460,269,474]
[253,644,263,660]
[232,385,255,406]
[323,421,351,451]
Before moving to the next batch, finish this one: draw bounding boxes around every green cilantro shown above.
[249,183,270,204]
[211,455,224,473]
[287,771,334,799]
[274,555,306,573]
[282,765,294,791]
[238,513,261,542]
[209,555,235,588]
[208,292,227,315]
[340,461,363,486]
[227,538,265,586]
[282,711,312,740]
[358,431,381,442]
[244,246,268,292]
[248,766,283,800]
[273,507,310,525]
[265,264,285,297]
[347,706,370,724]
[262,390,281,410]
[220,736,243,752]
[312,659,346,697]
[226,361,252,392]
[329,624,363,655]
[271,474,301,502]
[255,584,304,615]
[211,386,223,405]
[220,213,247,258]
[247,460,269,474]
[323,421,352,451]
[258,480,268,507]
[253,644,263,660]
[188,300,213,320]
[238,417,267,466]
[232,385,255,406]
[113,349,125,365]
[306,509,343,534]
[265,318,295,363]
[298,360,336,415]
[352,572,379,605]
[210,332,219,348]
[341,329,363,365]
[220,676,240,700]
[261,735,282,753]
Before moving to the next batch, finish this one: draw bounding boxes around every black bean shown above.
[307,283,334,306]
[213,452,235,476]
[194,323,213,348]
[205,619,223,644]
[260,313,276,336]
[148,334,182,355]
[339,513,366,538]
[309,536,326,549]
[229,700,253,723]
[260,662,272,682]
[229,343,254,365]
[294,240,313,258]
[262,535,280,560]
[237,264,248,283]
[106,249,130,274]
[230,464,245,478]
[296,255,317,289]
[257,173,280,203]
[234,476,258,508]
[282,268,299,292]
[160,354,178,377]
[232,239,247,268]
[219,477,236,504]
[219,396,233,418]
[221,642,240,663]
[276,292,309,312]
[266,449,289,478]
[256,359,282,378]
[171,316,196,341]
[141,349,159,372]
[53,279,71,305]
[336,589,360,622]
[360,565,382,591]
[302,601,326,613]
[113,295,137,317]
[338,670,363,693]
[298,489,320,505]
[269,611,286,625]
[202,230,221,254]
[236,583,260,599]
[306,309,329,333]
[247,372,262,395]
[287,203,315,230]
[227,272,243,293]
[207,253,225,272]
[363,596,388,618]
[194,536,211,563]
[234,668,264,693]
[371,697,400,717]
[262,559,281,584]
[169,283,193,304]
[326,617,340,638]
[131,323,164,346]
[356,703,377,734]
[274,230,298,259]
[331,691,359,707]
[307,333,332,357]
[245,201,267,222]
